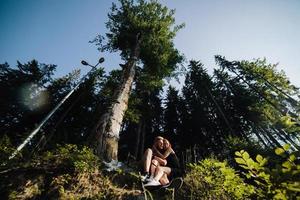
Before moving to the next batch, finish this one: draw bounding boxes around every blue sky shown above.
[1,0,300,87]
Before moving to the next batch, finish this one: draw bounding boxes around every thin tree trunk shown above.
[276,128,300,151]
[190,146,195,163]
[259,127,282,148]
[134,121,142,159]
[231,69,286,116]
[253,130,269,149]
[181,151,186,172]
[91,34,141,161]
[263,133,276,148]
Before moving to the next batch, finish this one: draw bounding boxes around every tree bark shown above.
[91,35,141,161]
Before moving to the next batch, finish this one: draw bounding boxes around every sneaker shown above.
[144,176,154,183]
[141,172,150,182]
[144,179,161,187]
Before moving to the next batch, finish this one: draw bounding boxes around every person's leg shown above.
[142,148,153,174]
[153,166,171,182]
[159,173,170,185]
[150,159,159,178]
[144,166,171,186]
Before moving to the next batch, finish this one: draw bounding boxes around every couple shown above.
[141,136,182,187]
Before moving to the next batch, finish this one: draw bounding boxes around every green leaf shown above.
[283,144,290,151]
[275,147,285,155]
[235,158,246,165]
[235,151,242,157]
[289,154,296,162]
[259,158,268,167]
[256,154,263,163]
[282,161,292,169]
[242,151,250,159]
[240,165,249,170]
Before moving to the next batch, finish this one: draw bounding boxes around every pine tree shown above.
[90,0,184,161]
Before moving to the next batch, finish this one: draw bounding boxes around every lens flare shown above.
[19,83,49,111]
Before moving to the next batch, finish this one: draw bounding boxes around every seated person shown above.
[141,136,165,181]
[144,139,182,186]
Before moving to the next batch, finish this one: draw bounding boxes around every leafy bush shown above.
[235,144,300,199]
[223,136,272,166]
[39,144,99,172]
[1,144,141,199]
[0,135,16,164]
[179,158,255,200]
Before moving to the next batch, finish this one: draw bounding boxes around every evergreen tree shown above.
[164,86,181,148]
[0,60,56,146]
[215,56,300,150]
[90,0,184,161]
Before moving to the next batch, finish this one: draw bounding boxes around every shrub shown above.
[1,144,141,199]
[39,144,99,172]
[180,158,255,200]
[235,144,300,199]
[0,135,16,164]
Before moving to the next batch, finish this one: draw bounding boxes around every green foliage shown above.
[1,144,141,199]
[124,93,142,123]
[95,0,184,86]
[214,55,300,166]
[0,135,16,163]
[39,144,99,172]
[180,158,255,200]
[223,136,273,166]
[0,60,56,146]
[0,60,107,158]
[235,145,300,199]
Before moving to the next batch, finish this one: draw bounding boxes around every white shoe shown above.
[144,179,161,187]
[141,173,150,182]
[145,176,154,183]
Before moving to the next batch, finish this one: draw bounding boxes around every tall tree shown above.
[0,60,56,146]
[215,56,300,149]
[90,0,184,161]
[164,86,180,147]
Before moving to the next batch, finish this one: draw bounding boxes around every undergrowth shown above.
[0,144,141,200]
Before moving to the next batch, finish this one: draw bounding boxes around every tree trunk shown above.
[91,35,141,161]
[139,120,146,159]
[134,121,142,159]
[253,130,269,149]
[259,127,282,148]
[276,128,300,151]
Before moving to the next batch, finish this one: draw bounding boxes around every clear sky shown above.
[1,0,300,87]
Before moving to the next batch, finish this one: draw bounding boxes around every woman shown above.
[141,136,165,182]
[144,139,182,186]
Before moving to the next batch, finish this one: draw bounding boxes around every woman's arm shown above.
[153,145,175,159]
[152,145,164,158]
[162,147,175,159]
[153,156,167,166]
